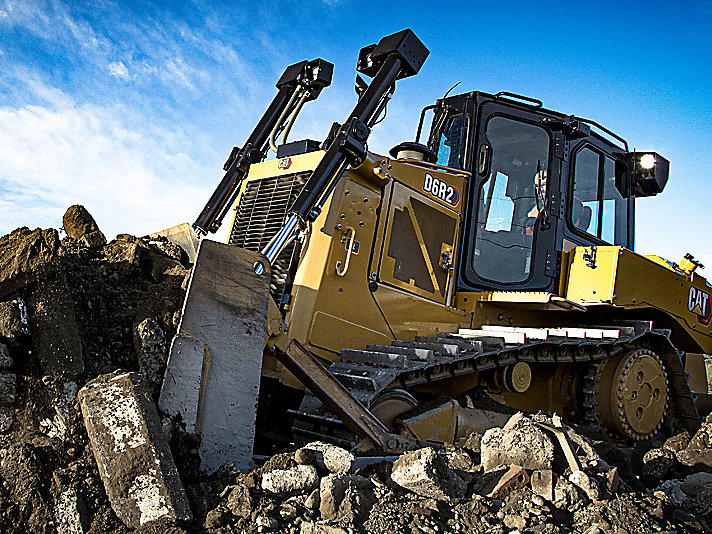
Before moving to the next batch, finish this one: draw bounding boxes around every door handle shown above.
[336,227,356,277]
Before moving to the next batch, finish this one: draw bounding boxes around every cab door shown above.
[460,100,559,291]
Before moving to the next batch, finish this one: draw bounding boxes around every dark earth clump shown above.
[1,205,712,533]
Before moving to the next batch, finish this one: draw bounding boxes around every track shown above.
[293,323,699,446]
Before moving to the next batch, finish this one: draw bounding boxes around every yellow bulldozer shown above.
[157,29,712,473]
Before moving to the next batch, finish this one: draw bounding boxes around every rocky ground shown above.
[0,206,711,533]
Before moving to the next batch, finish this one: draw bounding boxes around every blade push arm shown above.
[194,58,334,235]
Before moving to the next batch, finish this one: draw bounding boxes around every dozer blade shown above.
[150,222,200,263]
[158,239,271,474]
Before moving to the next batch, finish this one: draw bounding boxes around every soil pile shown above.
[1,206,711,533]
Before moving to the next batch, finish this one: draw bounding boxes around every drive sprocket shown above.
[593,348,669,440]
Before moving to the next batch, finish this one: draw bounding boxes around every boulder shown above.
[481,415,555,472]
[295,441,355,474]
[390,447,466,501]
[62,205,102,240]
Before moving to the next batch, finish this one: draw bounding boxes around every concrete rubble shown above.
[0,205,712,533]
[78,370,192,528]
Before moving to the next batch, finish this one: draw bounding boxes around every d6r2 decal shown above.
[424,173,459,207]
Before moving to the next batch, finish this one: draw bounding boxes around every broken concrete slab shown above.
[295,441,355,474]
[78,371,192,529]
[481,416,555,472]
[158,241,270,474]
[54,486,89,534]
[390,447,466,501]
[261,465,319,496]
[300,522,349,534]
[28,271,84,377]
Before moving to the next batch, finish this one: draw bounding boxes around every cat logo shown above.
[688,286,712,326]
[278,158,292,170]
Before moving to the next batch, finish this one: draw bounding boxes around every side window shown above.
[436,114,464,168]
[571,147,628,245]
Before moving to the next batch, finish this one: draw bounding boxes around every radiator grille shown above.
[228,172,309,302]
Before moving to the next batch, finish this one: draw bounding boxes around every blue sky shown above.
[1,0,710,268]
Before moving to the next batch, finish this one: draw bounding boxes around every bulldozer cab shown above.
[424,92,644,293]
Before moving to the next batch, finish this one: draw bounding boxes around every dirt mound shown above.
[1,205,712,533]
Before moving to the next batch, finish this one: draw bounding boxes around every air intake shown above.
[228,172,309,302]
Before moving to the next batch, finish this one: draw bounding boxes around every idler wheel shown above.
[369,389,418,431]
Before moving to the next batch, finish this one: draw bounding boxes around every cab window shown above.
[436,114,464,168]
[571,147,628,244]
[472,116,550,284]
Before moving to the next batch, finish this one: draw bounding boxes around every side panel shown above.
[565,246,712,353]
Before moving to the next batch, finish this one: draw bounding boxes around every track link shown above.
[293,324,700,444]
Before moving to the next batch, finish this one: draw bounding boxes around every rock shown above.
[295,441,355,474]
[677,447,712,469]
[483,464,530,499]
[304,488,320,510]
[654,479,686,506]
[54,485,89,534]
[531,469,554,501]
[0,343,12,368]
[460,431,483,454]
[0,227,62,299]
[225,483,252,518]
[0,372,16,404]
[300,522,349,534]
[133,318,167,394]
[78,371,192,529]
[28,271,84,377]
[261,465,319,495]
[256,515,280,530]
[503,513,526,531]
[664,431,691,453]
[642,447,675,479]
[62,205,101,240]
[319,473,376,526]
[688,420,712,449]
[390,447,466,501]
[79,230,106,248]
[681,472,712,496]
[481,416,555,472]
[553,477,587,509]
[569,470,601,501]
[39,380,78,441]
[0,299,29,342]
[0,405,12,433]
[203,506,227,529]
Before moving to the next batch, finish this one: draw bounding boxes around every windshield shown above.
[472,116,550,284]
[435,114,464,168]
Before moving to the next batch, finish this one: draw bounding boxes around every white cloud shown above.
[0,85,215,239]
[108,60,129,80]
